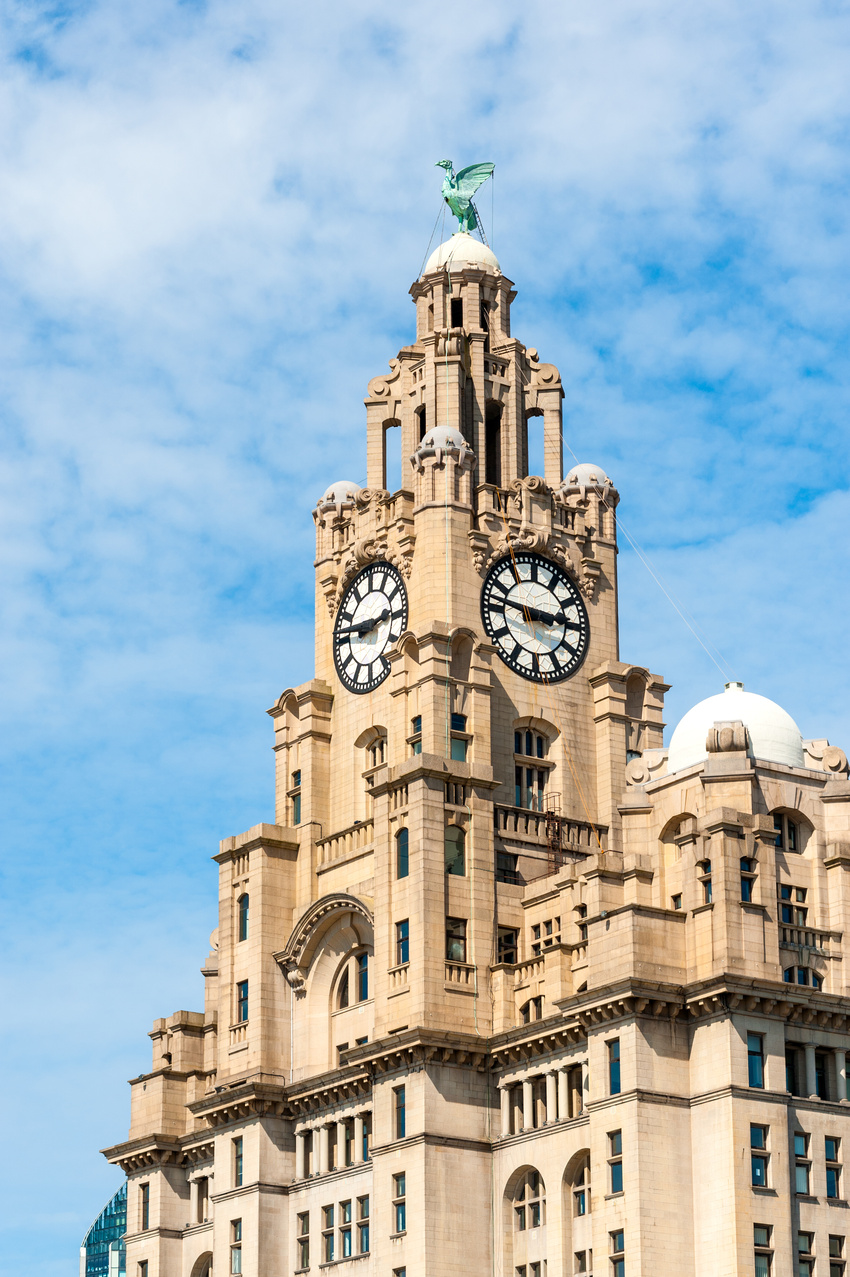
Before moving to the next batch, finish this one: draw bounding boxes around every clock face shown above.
[333,562,409,694]
[481,553,590,683]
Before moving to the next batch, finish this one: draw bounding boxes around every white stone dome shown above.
[419,426,467,452]
[317,479,361,511]
[667,681,804,774]
[563,462,613,490]
[422,233,500,276]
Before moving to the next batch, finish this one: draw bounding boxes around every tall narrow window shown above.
[754,1225,773,1277]
[139,1264,148,1277]
[572,1156,590,1216]
[497,927,518,964]
[450,712,468,761]
[393,1173,407,1233]
[231,1220,243,1275]
[291,770,302,825]
[396,919,410,966]
[485,402,502,486]
[394,1086,406,1139]
[740,858,756,902]
[236,980,249,1022]
[698,860,712,903]
[338,967,350,1008]
[357,954,369,1002]
[357,1196,370,1254]
[361,1111,372,1161]
[410,715,422,755]
[830,1235,845,1277]
[826,1137,842,1199]
[339,1200,352,1258]
[751,1124,769,1187]
[608,1130,623,1193]
[610,1229,625,1277]
[747,1033,765,1088]
[322,1206,334,1263]
[297,1212,310,1270]
[445,826,465,875]
[798,1232,814,1276]
[446,917,467,963]
[139,1183,150,1232]
[795,1132,811,1194]
[237,893,249,942]
[396,828,409,879]
[608,1039,621,1095]
[196,1177,208,1224]
[450,297,463,327]
[233,1136,243,1187]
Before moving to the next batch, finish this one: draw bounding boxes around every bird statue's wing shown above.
[454,162,495,200]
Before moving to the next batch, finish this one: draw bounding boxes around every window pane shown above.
[796,1165,810,1194]
[754,1227,770,1247]
[752,1155,768,1187]
[357,954,368,1001]
[450,737,468,761]
[755,1257,770,1277]
[828,1168,840,1199]
[445,827,465,875]
[396,828,409,879]
[611,1161,623,1193]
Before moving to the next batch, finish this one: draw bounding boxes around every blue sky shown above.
[2,1,849,1271]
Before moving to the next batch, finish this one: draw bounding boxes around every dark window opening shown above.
[485,402,502,486]
[450,298,463,328]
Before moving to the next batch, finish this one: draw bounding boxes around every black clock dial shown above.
[333,562,408,694]
[481,553,590,683]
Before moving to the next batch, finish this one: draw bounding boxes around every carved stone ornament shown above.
[625,749,668,787]
[706,721,749,754]
[823,745,849,774]
[366,359,401,400]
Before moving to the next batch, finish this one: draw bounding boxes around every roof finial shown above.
[435,160,494,234]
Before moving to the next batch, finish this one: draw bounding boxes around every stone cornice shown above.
[102,1131,215,1174]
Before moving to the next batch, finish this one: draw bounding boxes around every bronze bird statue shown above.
[436,160,495,234]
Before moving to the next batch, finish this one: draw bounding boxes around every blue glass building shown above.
[80,1183,126,1277]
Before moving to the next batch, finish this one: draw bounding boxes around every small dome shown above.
[422,232,500,276]
[419,426,467,452]
[667,681,804,774]
[563,462,613,490]
[317,479,361,511]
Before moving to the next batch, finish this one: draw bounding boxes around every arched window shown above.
[774,812,800,852]
[571,1155,591,1216]
[338,967,350,1009]
[625,673,645,719]
[237,893,249,942]
[514,1170,545,1230]
[396,828,409,879]
[521,997,543,1024]
[445,826,465,876]
[335,951,371,1010]
[783,966,822,989]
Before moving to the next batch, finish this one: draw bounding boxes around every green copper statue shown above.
[436,160,495,234]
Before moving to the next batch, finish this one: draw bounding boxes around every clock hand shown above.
[505,601,565,627]
[336,609,390,637]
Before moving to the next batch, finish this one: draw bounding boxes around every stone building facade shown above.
[104,231,850,1277]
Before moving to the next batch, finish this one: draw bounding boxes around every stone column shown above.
[500,1084,512,1137]
[522,1078,534,1131]
[836,1049,848,1103]
[317,1124,329,1175]
[354,1114,365,1161]
[545,1071,558,1124]
[295,1131,305,1180]
[582,1058,590,1107]
[337,1119,347,1169]
[805,1043,818,1099]
[558,1068,569,1120]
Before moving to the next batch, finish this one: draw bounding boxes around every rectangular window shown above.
[322,1205,334,1262]
[231,1220,242,1276]
[139,1183,150,1231]
[446,917,467,963]
[450,736,468,761]
[236,980,248,1023]
[575,1254,589,1274]
[393,1172,407,1233]
[496,852,520,885]
[233,1136,243,1187]
[672,893,682,910]
[445,826,465,875]
[396,827,409,878]
[795,1132,811,1194]
[497,927,518,964]
[291,770,302,825]
[609,1130,623,1193]
[411,716,422,755]
[138,1264,148,1277]
[827,1137,842,1199]
[340,1199,352,1258]
[396,919,410,966]
[830,1236,845,1277]
[754,1223,773,1277]
[297,1212,310,1270]
[798,1232,814,1276]
[394,1085,406,1139]
[357,953,368,1001]
[608,1039,621,1095]
[747,1033,765,1088]
[358,1196,370,1254]
[751,1124,769,1188]
[610,1229,625,1277]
